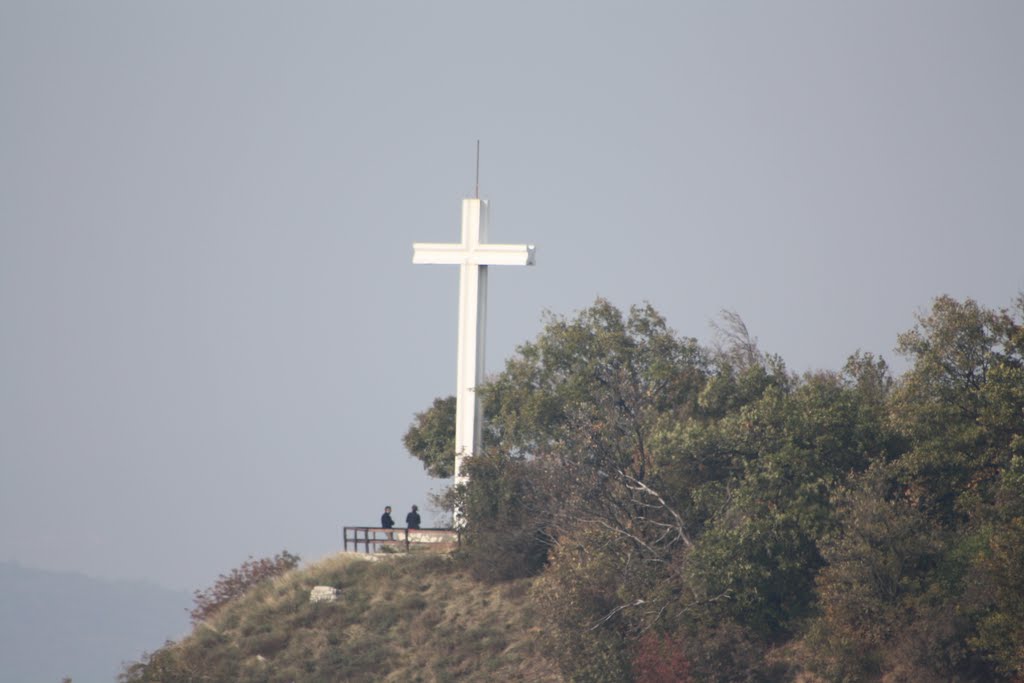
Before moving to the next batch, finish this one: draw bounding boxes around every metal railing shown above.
[343,526,460,554]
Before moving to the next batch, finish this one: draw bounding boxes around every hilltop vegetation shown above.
[125,293,1024,682]
[411,294,1024,681]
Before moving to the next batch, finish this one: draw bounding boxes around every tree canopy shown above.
[404,294,1024,681]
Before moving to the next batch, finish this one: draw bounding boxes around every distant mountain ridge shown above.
[0,562,190,683]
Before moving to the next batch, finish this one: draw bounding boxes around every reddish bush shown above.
[633,631,691,683]
[189,550,300,624]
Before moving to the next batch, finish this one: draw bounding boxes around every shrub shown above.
[189,550,300,624]
[633,632,692,683]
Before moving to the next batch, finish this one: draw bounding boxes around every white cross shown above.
[413,198,535,512]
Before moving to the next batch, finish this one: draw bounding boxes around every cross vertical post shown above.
[455,199,487,487]
[413,198,535,524]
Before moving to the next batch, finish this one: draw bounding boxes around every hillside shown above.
[121,553,562,682]
[122,294,1024,683]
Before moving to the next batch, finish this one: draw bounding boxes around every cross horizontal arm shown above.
[412,243,467,265]
[413,243,536,266]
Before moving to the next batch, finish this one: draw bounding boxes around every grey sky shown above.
[2,2,1021,592]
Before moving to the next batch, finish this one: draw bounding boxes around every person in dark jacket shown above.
[381,506,395,540]
[406,505,421,530]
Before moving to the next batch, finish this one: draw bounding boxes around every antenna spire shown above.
[475,140,480,199]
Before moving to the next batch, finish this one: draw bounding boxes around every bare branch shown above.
[710,309,763,370]
[618,471,692,547]
[590,599,646,630]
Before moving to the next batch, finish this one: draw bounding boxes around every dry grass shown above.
[127,552,562,682]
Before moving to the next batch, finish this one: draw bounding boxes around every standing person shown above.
[381,506,395,540]
[406,504,421,530]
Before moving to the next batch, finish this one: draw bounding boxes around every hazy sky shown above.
[2,2,1021,592]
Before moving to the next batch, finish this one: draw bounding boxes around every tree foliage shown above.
[403,294,1024,681]
[403,396,457,478]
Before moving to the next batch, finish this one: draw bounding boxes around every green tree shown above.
[682,361,893,640]
[480,298,708,474]
[405,300,712,678]
[403,396,457,478]
[405,293,1024,681]
[799,295,1024,681]
[967,456,1024,678]
[454,449,552,581]
[802,464,952,681]
[889,295,1021,523]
